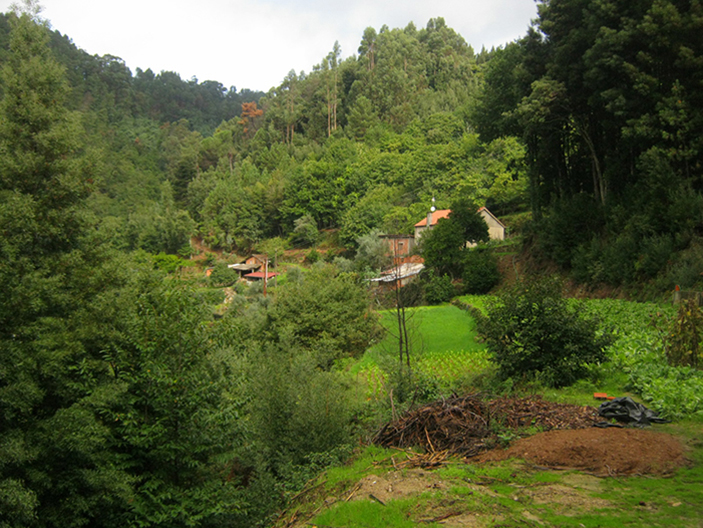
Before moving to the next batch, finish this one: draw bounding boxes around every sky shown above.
[0,0,539,93]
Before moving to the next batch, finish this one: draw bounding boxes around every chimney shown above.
[427,196,436,232]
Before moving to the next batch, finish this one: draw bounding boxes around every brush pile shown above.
[374,395,491,457]
[488,396,601,430]
[373,394,600,458]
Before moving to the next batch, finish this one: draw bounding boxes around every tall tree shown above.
[0,4,131,525]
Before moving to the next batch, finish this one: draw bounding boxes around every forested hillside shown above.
[476,0,703,292]
[3,1,702,292]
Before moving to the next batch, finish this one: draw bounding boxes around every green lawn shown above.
[345,304,490,398]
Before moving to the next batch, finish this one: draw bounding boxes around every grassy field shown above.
[344,304,492,399]
[280,297,703,528]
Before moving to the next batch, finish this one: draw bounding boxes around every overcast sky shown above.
[0,0,539,92]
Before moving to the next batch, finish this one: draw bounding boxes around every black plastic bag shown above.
[598,397,670,426]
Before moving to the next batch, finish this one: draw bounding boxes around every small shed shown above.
[228,254,271,279]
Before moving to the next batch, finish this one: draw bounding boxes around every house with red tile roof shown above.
[414,207,505,243]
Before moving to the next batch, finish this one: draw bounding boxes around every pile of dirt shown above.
[373,395,600,457]
[373,394,689,476]
[476,427,689,476]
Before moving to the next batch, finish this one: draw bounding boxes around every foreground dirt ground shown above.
[282,397,698,528]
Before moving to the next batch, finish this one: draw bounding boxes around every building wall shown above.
[479,209,505,241]
[381,236,415,257]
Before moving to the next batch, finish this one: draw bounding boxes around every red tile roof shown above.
[414,209,451,227]
[244,271,279,279]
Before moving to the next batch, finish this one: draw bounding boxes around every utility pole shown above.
[263,255,268,297]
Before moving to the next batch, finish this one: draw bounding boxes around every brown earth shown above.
[281,420,691,528]
[374,395,690,477]
[475,426,690,476]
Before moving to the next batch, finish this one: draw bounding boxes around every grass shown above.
[312,498,433,528]
[342,304,490,399]
[296,436,703,528]
[369,304,484,357]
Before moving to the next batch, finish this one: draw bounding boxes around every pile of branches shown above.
[373,394,491,457]
[373,394,600,458]
[488,396,600,431]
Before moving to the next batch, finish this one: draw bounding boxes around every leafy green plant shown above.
[478,278,614,387]
[462,247,500,294]
[207,261,237,286]
[423,270,455,304]
[152,252,186,273]
[305,248,321,264]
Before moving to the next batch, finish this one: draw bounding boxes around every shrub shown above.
[477,277,614,387]
[462,248,500,294]
[423,271,455,304]
[208,262,237,286]
[152,252,186,274]
[305,248,320,264]
[380,363,441,405]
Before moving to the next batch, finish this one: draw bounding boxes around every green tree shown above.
[290,214,319,247]
[104,273,244,527]
[421,200,489,278]
[265,265,379,369]
[354,228,390,271]
[339,185,397,248]
[420,217,465,277]
[478,278,613,387]
[0,6,132,525]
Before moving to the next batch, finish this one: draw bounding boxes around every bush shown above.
[380,362,441,405]
[305,248,320,264]
[152,252,186,273]
[477,277,614,387]
[423,271,455,304]
[208,262,237,286]
[462,248,500,294]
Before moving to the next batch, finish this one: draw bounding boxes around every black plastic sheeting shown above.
[597,397,670,427]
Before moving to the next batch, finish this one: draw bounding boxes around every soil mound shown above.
[374,395,689,476]
[476,427,689,476]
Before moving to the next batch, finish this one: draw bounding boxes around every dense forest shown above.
[2,0,703,526]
